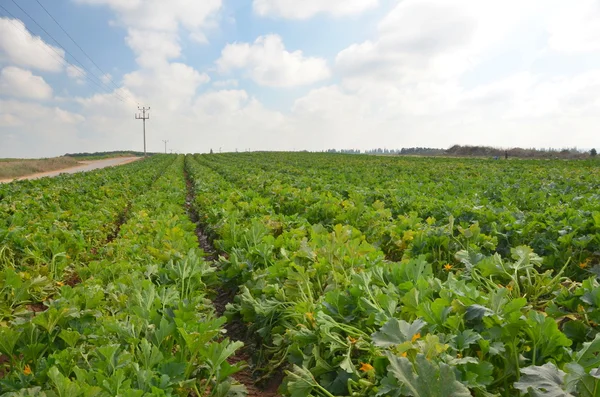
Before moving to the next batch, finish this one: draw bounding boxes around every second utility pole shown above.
[135,106,150,157]
[162,140,168,154]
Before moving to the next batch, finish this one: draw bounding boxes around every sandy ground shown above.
[0,157,141,184]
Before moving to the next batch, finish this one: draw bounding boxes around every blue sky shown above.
[1,0,600,157]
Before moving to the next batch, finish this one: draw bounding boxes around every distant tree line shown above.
[325,149,362,154]
[444,145,597,159]
[64,151,154,158]
[324,147,446,155]
[321,145,597,159]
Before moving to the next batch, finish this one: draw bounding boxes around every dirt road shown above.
[0,157,141,183]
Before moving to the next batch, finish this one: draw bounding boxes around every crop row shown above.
[186,153,600,397]
[0,156,244,396]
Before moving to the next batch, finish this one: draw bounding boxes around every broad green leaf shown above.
[514,363,574,397]
[465,305,493,322]
[0,327,21,356]
[286,365,319,397]
[573,333,600,371]
[371,318,426,348]
[452,330,481,351]
[48,366,83,397]
[136,338,164,370]
[58,329,81,348]
[385,352,471,397]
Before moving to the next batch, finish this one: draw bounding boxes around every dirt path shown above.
[0,157,141,183]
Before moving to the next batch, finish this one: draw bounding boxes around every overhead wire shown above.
[0,4,131,106]
[6,0,134,105]
[33,0,137,104]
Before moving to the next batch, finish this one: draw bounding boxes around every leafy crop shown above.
[185,153,600,396]
[2,152,599,396]
[0,156,243,396]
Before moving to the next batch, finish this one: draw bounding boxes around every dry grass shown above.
[0,156,81,180]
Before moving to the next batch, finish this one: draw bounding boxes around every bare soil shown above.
[26,302,48,313]
[0,354,8,379]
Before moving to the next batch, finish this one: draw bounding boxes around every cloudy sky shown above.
[1,0,599,157]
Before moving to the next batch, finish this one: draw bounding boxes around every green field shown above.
[0,153,599,396]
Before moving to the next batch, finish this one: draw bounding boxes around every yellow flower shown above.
[412,333,421,343]
[579,260,590,269]
[56,281,64,287]
[305,312,315,323]
[348,336,358,344]
[506,284,513,291]
[443,264,453,272]
[401,352,408,358]
[23,365,32,376]
[359,363,374,372]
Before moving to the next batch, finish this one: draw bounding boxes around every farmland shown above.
[0,153,599,396]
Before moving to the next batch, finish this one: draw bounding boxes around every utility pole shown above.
[162,140,169,154]
[135,106,150,157]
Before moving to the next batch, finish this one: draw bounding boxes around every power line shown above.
[0,5,131,105]
[33,0,136,103]
[8,0,132,104]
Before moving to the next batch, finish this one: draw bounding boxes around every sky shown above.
[1,0,600,157]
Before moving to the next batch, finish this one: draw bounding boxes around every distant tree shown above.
[591,148,597,157]
[210,148,214,154]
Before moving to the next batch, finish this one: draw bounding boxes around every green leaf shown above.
[462,361,494,387]
[58,329,81,348]
[573,333,600,371]
[0,327,21,356]
[48,366,83,397]
[385,353,471,397]
[286,365,320,397]
[510,245,543,270]
[452,330,481,351]
[136,338,164,370]
[514,363,574,397]
[211,380,247,397]
[465,305,493,322]
[371,318,426,348]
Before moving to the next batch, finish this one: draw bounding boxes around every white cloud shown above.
[75,0,221,66]
[217,35,331,87]
[0,99,86,157]
[5,0,600,158]
[0,113,21,127]
[279,0,600,151]
[194,89,249,114]
[125,29,181,69]
[546,0,600,53]
[75,0,221,31]
[66,65,87,85]
[101,73,112,84]
[0,100,84,125]
[253,0,378,19]
[336,0,545,89]
[0,18,65,72]
[212,79,239,88]
[0,66,53,100]
[124,63,210,111]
